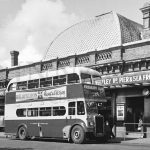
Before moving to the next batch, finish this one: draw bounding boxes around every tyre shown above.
[18,126,27,140]
[71,125,85,144]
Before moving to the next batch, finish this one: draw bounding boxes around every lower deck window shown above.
[16,106,66,117]
[39,107,51,116]
[27,108,38,117]
[53,106,66,116]
[16,109,26,117]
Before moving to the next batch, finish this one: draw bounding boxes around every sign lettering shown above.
[96,72,150,86]
[16,86,67,102]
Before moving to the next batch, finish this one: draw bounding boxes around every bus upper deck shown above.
[6,67,101,92]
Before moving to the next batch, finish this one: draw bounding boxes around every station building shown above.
[1,2,150,136]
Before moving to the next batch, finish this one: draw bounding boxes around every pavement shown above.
[0,132,150,146]
[108,137,150,146]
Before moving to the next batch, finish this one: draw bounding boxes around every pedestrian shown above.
[108,114,115,139]
[137,115,143,138]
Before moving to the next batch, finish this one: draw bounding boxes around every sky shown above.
[0,0,148,68]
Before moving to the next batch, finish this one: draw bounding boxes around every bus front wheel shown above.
[18,126,27,140]
[71,125,85,144]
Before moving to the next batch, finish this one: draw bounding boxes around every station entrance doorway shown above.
[126,96,144,132]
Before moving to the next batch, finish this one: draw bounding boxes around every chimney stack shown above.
[140,2,150,39]
[10,50,19,67]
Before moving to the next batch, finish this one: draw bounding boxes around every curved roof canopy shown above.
[43,11,143,61]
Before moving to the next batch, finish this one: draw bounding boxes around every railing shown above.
[123,123,150,141]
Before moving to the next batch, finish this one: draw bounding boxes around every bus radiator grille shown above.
[95,116,104,134]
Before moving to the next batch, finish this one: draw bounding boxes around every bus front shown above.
[83,84,109,140]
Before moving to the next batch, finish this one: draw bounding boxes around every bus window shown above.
[53,106,66,116]
[40,77,52,87]
[81,74,92,84]
[53,75,66,86]
[68,102,75,115]
[16,109,26,117]
[27,108,38,117]
[8,83,17,91]
[17,81,27,90]
[92,75,101,84]
[77,101,85,115]
[28,79,39,89]
[68,73,80,84]
[39,107,51,116]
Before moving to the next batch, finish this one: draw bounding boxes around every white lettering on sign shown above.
[42,86,66,98]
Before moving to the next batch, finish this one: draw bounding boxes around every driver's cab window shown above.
[77,101,85,115]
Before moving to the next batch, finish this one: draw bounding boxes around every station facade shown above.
[1,3,150,136]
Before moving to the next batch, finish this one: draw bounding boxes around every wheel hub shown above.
[74,131,80,139]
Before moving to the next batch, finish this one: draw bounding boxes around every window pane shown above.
[77,101,85,115]
[8,83,17,91]
[40,77,52,87]
[53,75,67,86]
[16,109,26,117]
[28,79,39,89]
[53,106,66,116]
[27,108,38,117]
[17,81,27,90]
[81,74,92,84]
[68,73,80,84]
[68,102,75,115]
[39,107,51,116]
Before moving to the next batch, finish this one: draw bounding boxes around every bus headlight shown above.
[88,121,94,126]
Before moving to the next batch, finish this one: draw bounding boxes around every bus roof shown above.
[6,67,101,88]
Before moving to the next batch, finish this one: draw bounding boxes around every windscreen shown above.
[83,84,106,100]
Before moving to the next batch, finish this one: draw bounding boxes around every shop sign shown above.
[117,104,125,121]
[96,72,150,86]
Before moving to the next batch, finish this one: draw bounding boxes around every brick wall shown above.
[0,69,7,80]
[8,62,41,79]
[123,41,150,61]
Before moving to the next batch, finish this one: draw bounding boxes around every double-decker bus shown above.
[5,67,109,144]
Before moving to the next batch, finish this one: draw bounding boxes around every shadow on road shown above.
[12,137,124,144]
[0,148,33,150]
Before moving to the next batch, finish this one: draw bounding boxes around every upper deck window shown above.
[28,79,39,89]
[92,75,101,84]
[8,83,17,91]
[67,73,80,84]
[53,75,66,86]
[17,81,27,90]
[40,77,52,87]
[81,73,92,84]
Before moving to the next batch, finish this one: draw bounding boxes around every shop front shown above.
[97,71,150,138]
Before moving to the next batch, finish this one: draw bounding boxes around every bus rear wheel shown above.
[71,125,85,144]
[18,126,27,140]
